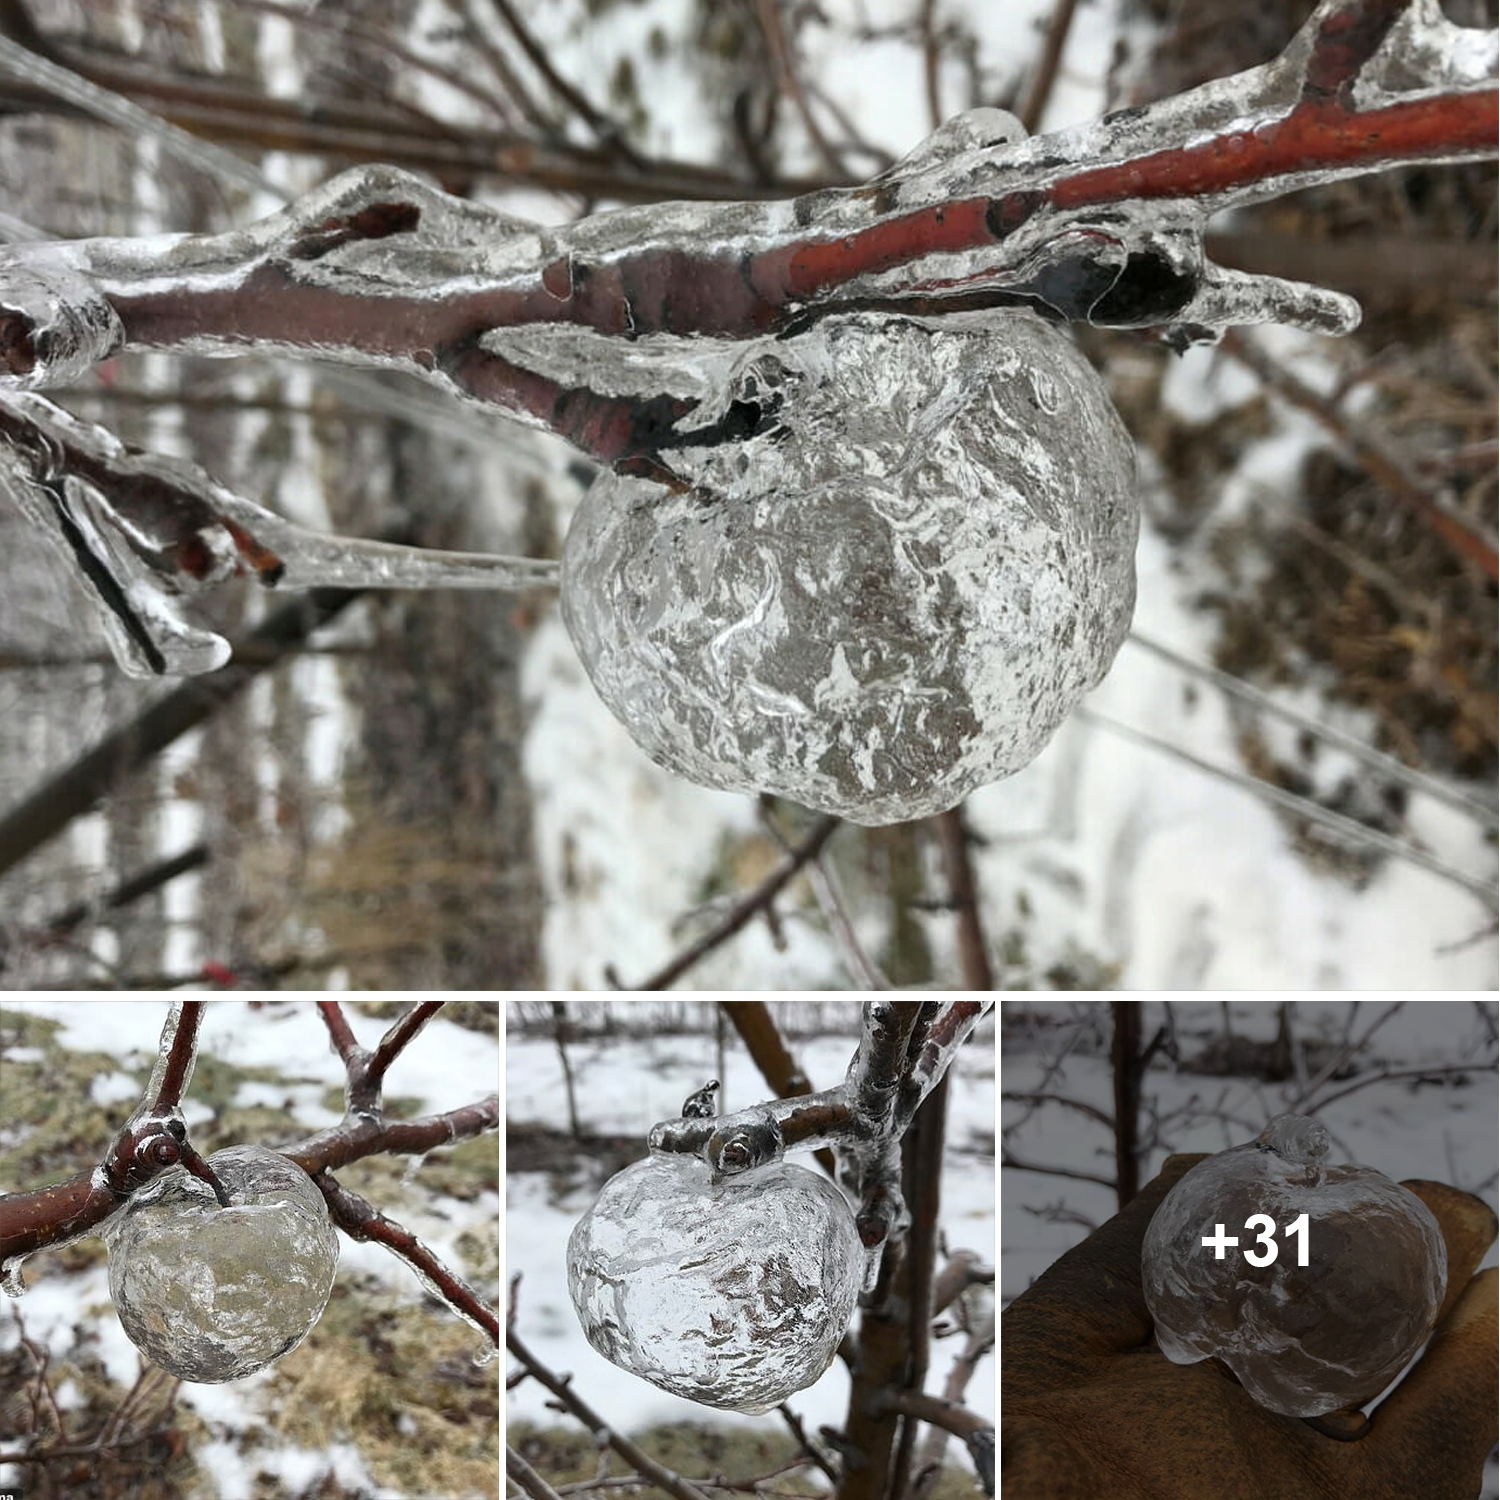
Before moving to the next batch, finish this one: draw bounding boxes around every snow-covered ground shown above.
[504,1012,996,1448]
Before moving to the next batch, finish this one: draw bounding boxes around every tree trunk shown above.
[1111,1001,1142,1208]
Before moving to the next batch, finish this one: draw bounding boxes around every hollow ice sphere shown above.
[561,310,1137,825]
[567,1153,862,1413]
[1141,1114,1447,1418]
[106,1144,340,1382]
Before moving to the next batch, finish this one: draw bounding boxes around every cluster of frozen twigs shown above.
[508,1000,996,1500]
[0,1000,500,1343]
[0,0,1492,679]
[0,1306,187,1493]
[649,999,991,1271]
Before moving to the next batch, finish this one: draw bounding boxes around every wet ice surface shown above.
[563,310,1138,824]
[1141,1112,1447,1418]
[567,1153,863,1413]
[106,1144,339,1383]
[0,389,557,681]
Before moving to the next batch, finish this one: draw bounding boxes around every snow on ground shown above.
[504,1017,996,1444]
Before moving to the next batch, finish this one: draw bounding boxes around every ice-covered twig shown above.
[144,999,205,1113]
[0,0,1492,413]
[0,390,559,679]
[649,1002,992,1282]
[719,1002,838,1177]
[506,1317,714,1500]
[314,1171,498,1345]
[897,1000,991,1131]
[0,1002,498,1280]
[0,1002,230,1266]
[317,999,447,1113]
[283,1095,500,1176]
[0,0,1490,681]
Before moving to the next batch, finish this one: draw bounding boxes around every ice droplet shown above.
[562,309,1137,825]
[1141,1114,1446,1417]
[567,1153,862,1413]
[472,1341,498,1368]
[106,1144,339,1382]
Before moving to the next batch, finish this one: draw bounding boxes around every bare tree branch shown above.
[933,805,994,990]
[621,817,840,990]
[317,1171,498,1345]
[1305,1063,1494,1113]
[506,1324,713,1500]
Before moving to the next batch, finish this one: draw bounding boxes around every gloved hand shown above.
[1003,1153,1498,1500]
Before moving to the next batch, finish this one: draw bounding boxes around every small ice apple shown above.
[106,1144,339,1382]
[561,309,1137,825]
[567,1153,862,1413]
[1141,1114,1447,1418]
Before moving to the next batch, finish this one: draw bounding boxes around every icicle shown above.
[140,1003,188,1105]
[1,1258,28,1297]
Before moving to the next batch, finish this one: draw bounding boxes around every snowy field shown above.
[503,1009,996,1453]
[0,999,500,1500]
[1002,1000,1499,1499]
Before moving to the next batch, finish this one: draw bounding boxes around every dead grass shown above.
[270,1277,499,1498]
[507,1418,985,1500]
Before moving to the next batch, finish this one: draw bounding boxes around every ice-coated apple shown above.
[1141,1114,1446,1417]
[106,1144,339,1382]
[567,1153,862,1412]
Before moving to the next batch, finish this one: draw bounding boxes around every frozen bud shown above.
[0,256,124,388]
[561,310,1137,825]
[567,1154,862,1413]
[106,1144,339,1382]
[1141,1114,1447,1417]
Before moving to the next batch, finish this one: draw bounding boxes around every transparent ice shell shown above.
[1141,1114,1447,1418]
[561,309,1138,825]
[566,1153,863,1413]
[105,1144,339,1382]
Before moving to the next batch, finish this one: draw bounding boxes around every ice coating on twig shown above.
[0,255,123,386]
[567,1154,862,1413]
[562,311,1137,823]
[140,1003,191,1111]
[105,1144,339,1382]
[0,0,1489,692]
[1141,1113,1447,1417]
[0,390,559,678]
